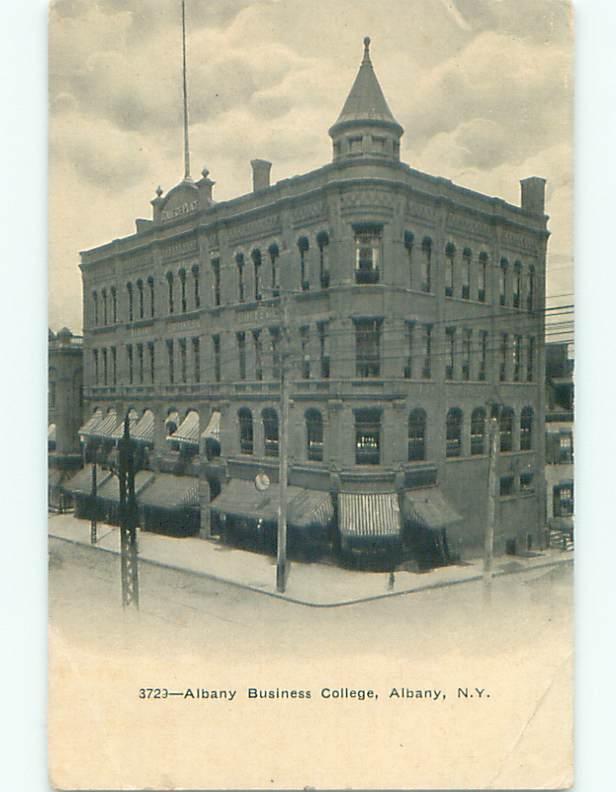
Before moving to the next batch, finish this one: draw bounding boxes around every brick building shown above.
[73,39,548,565]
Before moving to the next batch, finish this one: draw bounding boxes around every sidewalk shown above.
[48,512,573,608]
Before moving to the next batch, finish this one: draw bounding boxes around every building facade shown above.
[75,39,548,564]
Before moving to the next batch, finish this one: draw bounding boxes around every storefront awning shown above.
[96,470,155,503]
[132,410,154,444]
[402,487,462,530]
[338,492,401,539]
[91,410,119,439]
[170,411,200,445]
[79,409,104,437]
[210,479,333,529]
[110,410,140,440]
[138,473,200,510]
[63,465,112,496]
[201,410,221,441]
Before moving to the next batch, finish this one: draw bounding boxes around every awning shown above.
[91,410,119,439]
[132,410,154,444]
[338,492,401,539]
[138,473,200,510]
[110,409,140,440]
[96,470,155,502]
[79,409,104,437]
[201,410,221,441]
[63,465,112,496]
[48,424,56,443]
[210,480,333,529]
[170,411,200,445]
[549,516,574,532]
[402,487,462,530]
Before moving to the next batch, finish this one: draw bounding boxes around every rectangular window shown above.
[127,344,134,385]
[500,333,508,382]
[253,330,263,381]
[212,259,221,307]
[179,338,187,383]
[445,254,454,297]
[137,343,144,384]
[318,322,330,379]
[237,332,246,380]
[270,327,281,380]
[462,329,472,381]
[354,229,381,284]
[554,484,574,517]
[520,473,534,492]
[102,348,108,386]
[422,324,432,379]
[300,326,310,379]
[462,252,471,299]
[560,432,573,464]
[445,327,455,380]
[237,257,245,303]
[499,265,507,306]
[355,318,382,378]
[93,349,99,384]
[421,241,432,292]
[213,335,221,382]
[355,409,381,465]
[527,270,535,312]
[513,268,522,309]
[527,337,536,382]
[192,337,200,383]
[193,267,200,309]
[349,136,363,154]
[111,346,117,386]
[372,136,386,153]
[148,342,155,384]
[479,331,488,381]
[500,476,515,497]
[478,255,487,302]
[404,322,414,379]
[166,340,174,384]
[513,335,522,382]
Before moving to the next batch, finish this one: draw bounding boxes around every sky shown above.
[48,0,573,334]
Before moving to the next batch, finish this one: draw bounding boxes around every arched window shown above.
[471,408,486,455]
[127,282,134,322]
[166,272,174,314]
[101,288,108,325]
[404,231,415,289]
[111,286,117,323]
[445,243,455,297]
[305,409,324,461]
[500,407,514,452]
[421,237,432,292]
[317,231,330,288]
[513,261,522,309]
[527,266,535,311]
[520,406,534,451]
[192,264,200,309]
[269,243,280,296]
[408,409,426,461]
[478,252,488,302]
[262,408,279,458]
[92,290,98,326]
[238,408,253,455]
[236,253,245,303]
[252,249,262,301]
[298,237,309,291]
[178,268,187,313]
[499,259,508,306]
[446,408,463,458]
[147,276,155,318]
[136,279,144,319]
[462,248,472,299]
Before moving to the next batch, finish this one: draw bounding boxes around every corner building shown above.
[79,39,548,565]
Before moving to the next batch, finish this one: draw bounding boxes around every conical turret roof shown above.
[330,37,403,135]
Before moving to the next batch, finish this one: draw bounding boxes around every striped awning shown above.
[338,492,401,539]
[96,470,155,503]
[63,465,112,496]
[132,410,154,444]
[403,487,462,530]
[201,410,221,441]
[210,480,333,529]
[79,409,104,437]
[92,410,119,439]
[138,473,200,510]
[110,409,140,440]
[165,411,180,434]
[48,424,56,443]
[170,411,200,445]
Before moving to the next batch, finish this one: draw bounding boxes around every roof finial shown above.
[363,36,371,63]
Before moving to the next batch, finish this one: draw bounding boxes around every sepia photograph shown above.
[47,0,574,788]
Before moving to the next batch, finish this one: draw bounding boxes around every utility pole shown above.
[118,414,139,609]
[484,414,499,598]
[90,454,97,545]
[276,291,291,593]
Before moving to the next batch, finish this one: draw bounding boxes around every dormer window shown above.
[354,227,381,284]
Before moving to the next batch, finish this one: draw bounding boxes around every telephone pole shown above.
[484,414,499,598]
[118,414,139,609]
[90,456,97,545]
[276,291,291,592]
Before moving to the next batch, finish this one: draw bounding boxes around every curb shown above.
[49,532,574,609]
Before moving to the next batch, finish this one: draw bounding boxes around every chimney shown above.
[251,159,272,192]
[520,177,546,215]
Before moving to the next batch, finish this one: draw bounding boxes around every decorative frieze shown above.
[341,189,395,211]
[406,197,436,225]
[160,236,199,261]
[227,214,281,244]
[447,212,493,241]
[292,200,327,226]
[500,228,538,255]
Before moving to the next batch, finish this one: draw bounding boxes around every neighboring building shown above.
[49,327,83,511]
[545,342,574,550]
[72,39,548,566]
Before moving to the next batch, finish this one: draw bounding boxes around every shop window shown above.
[354,228,381,284]
[355,318,382,378]
[238,408,253,455]
[306,409,324,462]
[446,408,463,458]
[263,408,279,458]
[471,408,486,455]
[355,408,381,465]
[408,409,426,461]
